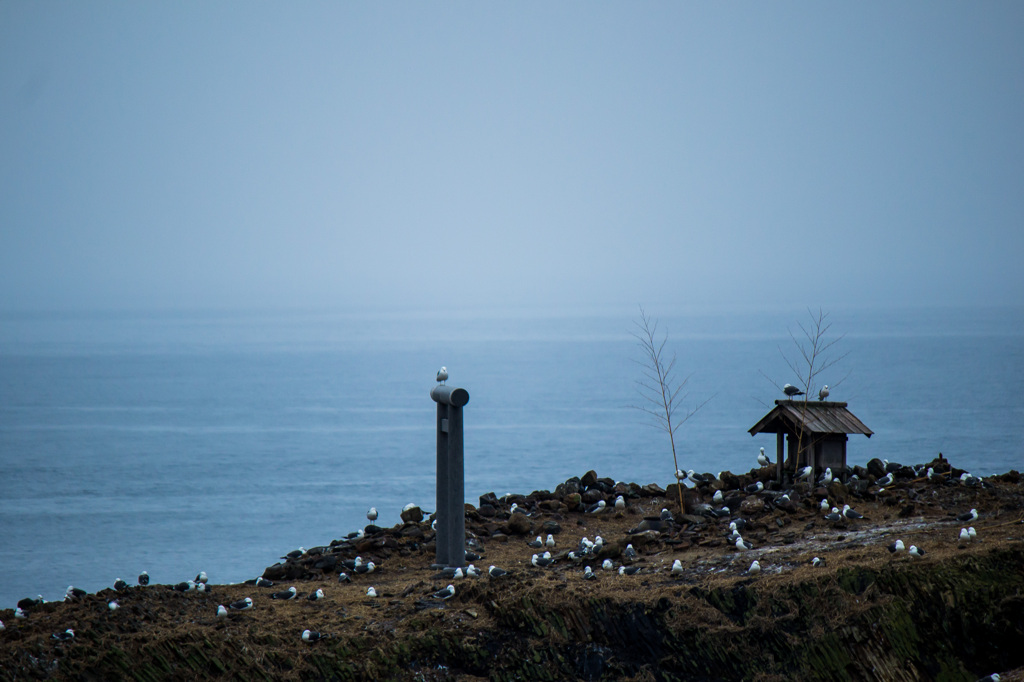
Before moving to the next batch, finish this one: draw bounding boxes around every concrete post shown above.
[430,384,470,568]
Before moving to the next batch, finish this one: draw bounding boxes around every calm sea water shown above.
[1,305,1021,608]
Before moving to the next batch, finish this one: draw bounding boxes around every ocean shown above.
[1,305,1021,608]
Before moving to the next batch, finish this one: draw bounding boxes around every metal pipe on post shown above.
[430,384,470,568]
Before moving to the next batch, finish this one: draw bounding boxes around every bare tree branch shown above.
[630,306,715,514]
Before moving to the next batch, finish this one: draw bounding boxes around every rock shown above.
[580,470,599,489]
[581,488,605,504]
[479,492,499,508]
[401,506,424,524]
[563,493,582,511]
[541,520,562,535]
[641,483,665,497]
[555,477,581,497]
[827,480,849,503]
[505,513,531,536]
[719,471,742,490]
[740,496,764,515]
[477,504,496,517]
[867,458,886,478]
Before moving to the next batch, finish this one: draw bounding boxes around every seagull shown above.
[65,586,88,600]
[747,560,761,575]
[618,566,641,576]
[217,605,228,618]
[819,498,830,512]
[671,559,684,575]
[527,536,543,548]
[877,473,894,487]
[436,367,448,385]
[824,508,843,523]
[354,561,376,575]
[586,500,607,514]
[908,545,926,559]
[818,385,829,401]
[302,629,329,643]
[959,528,971,543]
[713,490,724,503]
[488,565,508,578]
[466,564,481,578]
[113,578,128,592]
[431,584,456,600]
[745,481,764,494]
[195,571,208,584]
[614,495,626,511]
[583,566,597,580]
[821,468,833,485]
[783,383,804,397]
[108,601,119,611]
[270,587,298,600]
[0,620,4,631]
[307,589,325,601]
[757,447,771,468]
[735,536,754,551]
[255,577,274,588]
[968,527,977,540]
[888,539,906,554]
[367,507,378,522]
[841,504,865,520]
[956,508,979,523]
[51,629,75,641]
[602,559,614,571]
[811,557,825,567]
[284,547,306,560]
[927,467,941,482]
[623,544,638,563]
[15,607,27,619]
[675,469,688,481]
[338,572,351,583]
[729,519,748,533]
[366,587,378,598]
[660,508,674,523]
[796,466,814,482]
[546,534,556,548]
[532,552,555,568]
[138,571,150,586]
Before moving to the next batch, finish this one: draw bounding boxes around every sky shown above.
[2,3,1023,314]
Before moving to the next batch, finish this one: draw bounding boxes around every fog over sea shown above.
[1,305,1021,608]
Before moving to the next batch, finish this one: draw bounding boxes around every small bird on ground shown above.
[818,385,829,401]
[436,367,448,385]
[671,559,684,575]
[229,598,254,611]
[546,534,556,548]
[466,564,481,578]
[51,629,75,641]
[307,589,325,601]
[532,552,555,568]
[107,600,119,611]
[338,572,351,583]
[660,508,674,522]
[367,507,378,522]
[270,587,298,600]
[488,565,508,578]
[888,539,906,554]
[431,584,456,600]
[366,587,378,598]
[747,560,761,575]
[784,383,804,397]
[957,508,979,523]
[824,508,843,523]
[618,566,641,576]
[614,495,626,511]
[757,447,771,468]
[217,605,228,618]
[821,468,833,485]
[583,566,597,580]
[302,629,330,642]
[138,571,150,586]
[908,545,926,559]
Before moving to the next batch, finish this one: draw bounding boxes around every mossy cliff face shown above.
[4,546,1020,681]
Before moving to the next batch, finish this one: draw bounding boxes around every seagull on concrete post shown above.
[818,385,830,401]
[436,367,448,385]
[783,384,804,398]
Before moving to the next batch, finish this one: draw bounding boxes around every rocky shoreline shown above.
[2,456,1023,681]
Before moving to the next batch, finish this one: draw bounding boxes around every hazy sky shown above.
[2,3,1022,314]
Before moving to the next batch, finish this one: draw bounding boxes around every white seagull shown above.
[217,605,228,618]
[757,447,771,468]
[488,565,508,578]
[436,367,448,385]
[614,495,626,511]
[956,508,978,523]
[366,587,378,598]
[229,597,253,611]
[908,545,926,559]
[602,559,614,571]
[735,536,754,551]
[888,539,906,554]
[818,385,829,401]
[959,528,971,543]
[546,534,556,548]
[367,507,378,522]
[783,383,804,397]
[747,560,761,575]
[671,559,684,575]
[432,584,456,600]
